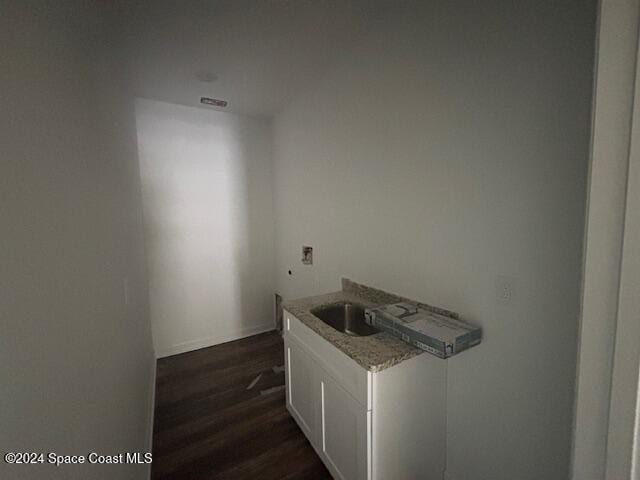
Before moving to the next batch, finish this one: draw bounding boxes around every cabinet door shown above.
[320,372,371,480]
[285,339,317,441]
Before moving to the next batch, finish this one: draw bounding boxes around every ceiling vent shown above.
[200,97,227,107]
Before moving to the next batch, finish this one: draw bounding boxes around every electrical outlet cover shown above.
[495,275,515,305]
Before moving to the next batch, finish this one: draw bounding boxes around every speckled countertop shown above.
[282,279,460,372]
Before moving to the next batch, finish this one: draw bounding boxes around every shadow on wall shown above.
[135,98,275,357]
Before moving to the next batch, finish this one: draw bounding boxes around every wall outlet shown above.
[495,275,515,305]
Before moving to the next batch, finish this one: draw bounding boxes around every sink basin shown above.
[311,302,379,337]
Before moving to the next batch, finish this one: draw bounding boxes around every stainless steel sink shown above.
[311,303,379,337]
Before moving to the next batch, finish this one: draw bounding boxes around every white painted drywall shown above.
[0,3,154,479]
[272,1,596,479]
[571,1,640,478]
[135,99,275,357]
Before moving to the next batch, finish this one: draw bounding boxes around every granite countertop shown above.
[282,279,458,372]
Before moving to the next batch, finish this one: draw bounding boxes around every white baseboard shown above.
[155,322,276,358]
[146,354,156,480]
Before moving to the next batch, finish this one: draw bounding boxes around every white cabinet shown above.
[320,374,370,480]
[284,331,369,480]
[284,310,447,480]
[286,340,317,439]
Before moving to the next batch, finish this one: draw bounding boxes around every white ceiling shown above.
[125,0,397,118]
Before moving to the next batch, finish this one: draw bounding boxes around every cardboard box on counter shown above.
[364,302,481,359]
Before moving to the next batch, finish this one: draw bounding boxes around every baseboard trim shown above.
[155,323,276,358]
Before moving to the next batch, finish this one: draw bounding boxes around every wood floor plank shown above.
[151,330,332,480]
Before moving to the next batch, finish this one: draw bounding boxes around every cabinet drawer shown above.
[285,310,372,409]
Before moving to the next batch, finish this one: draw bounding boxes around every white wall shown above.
[135,99,275,357]
[272,1,596,479]
[0,2,154,479]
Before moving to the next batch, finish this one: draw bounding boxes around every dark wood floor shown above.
[151,331,332,480]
